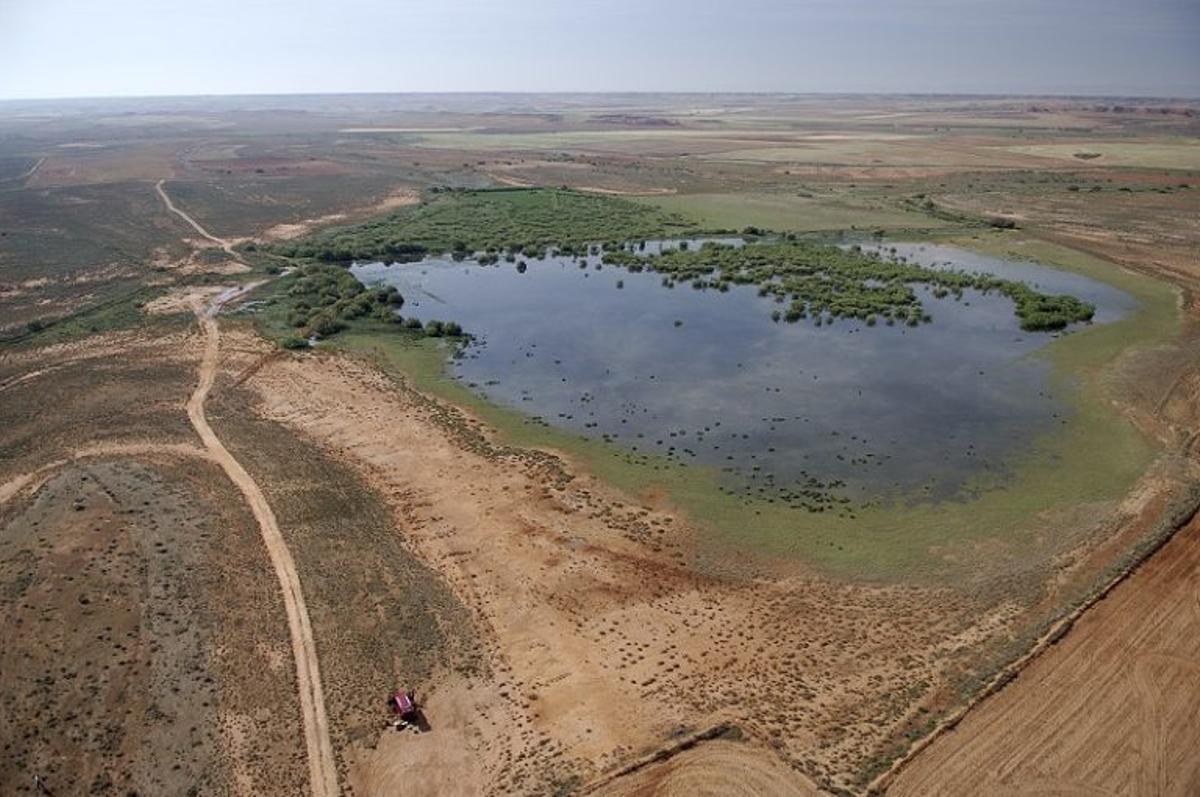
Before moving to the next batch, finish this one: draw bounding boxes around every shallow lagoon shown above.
[352,242,1134,507]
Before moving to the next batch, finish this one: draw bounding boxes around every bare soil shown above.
[891,513,1200,796]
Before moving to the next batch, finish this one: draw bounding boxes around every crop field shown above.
[889,510,1200,796]
[1,93,1198,796]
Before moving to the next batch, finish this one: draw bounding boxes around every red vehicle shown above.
[389,689,418,726]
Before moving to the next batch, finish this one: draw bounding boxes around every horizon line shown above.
[2,89,1198,104]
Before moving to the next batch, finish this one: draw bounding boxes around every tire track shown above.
[156,179,239,257]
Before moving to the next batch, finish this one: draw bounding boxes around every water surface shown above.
[353,242,1132,507]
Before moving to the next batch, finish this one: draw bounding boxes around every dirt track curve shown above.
[156,178,239,257]
[158,180,340,797]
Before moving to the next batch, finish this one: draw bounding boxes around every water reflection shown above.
[352,242,1132,508]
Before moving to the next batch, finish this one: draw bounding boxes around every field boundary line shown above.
[871,490,1200,794]
[580,723,737,794]
[582,723,828,795]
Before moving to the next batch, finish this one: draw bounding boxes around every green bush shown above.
[309,314,346,338]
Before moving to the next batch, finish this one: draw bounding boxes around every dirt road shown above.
[156,178,239,257]
[186,289,340,797]
[2,155,44,185]
[890,513,1200,796]
[155,180,338,797]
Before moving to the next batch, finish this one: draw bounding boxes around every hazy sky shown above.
[1,0,1197,99]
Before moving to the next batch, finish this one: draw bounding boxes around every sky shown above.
[1,0,1197,100]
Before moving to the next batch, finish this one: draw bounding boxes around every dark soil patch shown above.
[0,457,306,795]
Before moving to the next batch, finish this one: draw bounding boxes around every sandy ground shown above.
[260,189,420,241]
[891,513,1200,796]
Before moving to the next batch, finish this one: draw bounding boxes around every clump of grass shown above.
[280,335,310,350]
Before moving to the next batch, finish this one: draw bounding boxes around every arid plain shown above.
[1,94,1198,795]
